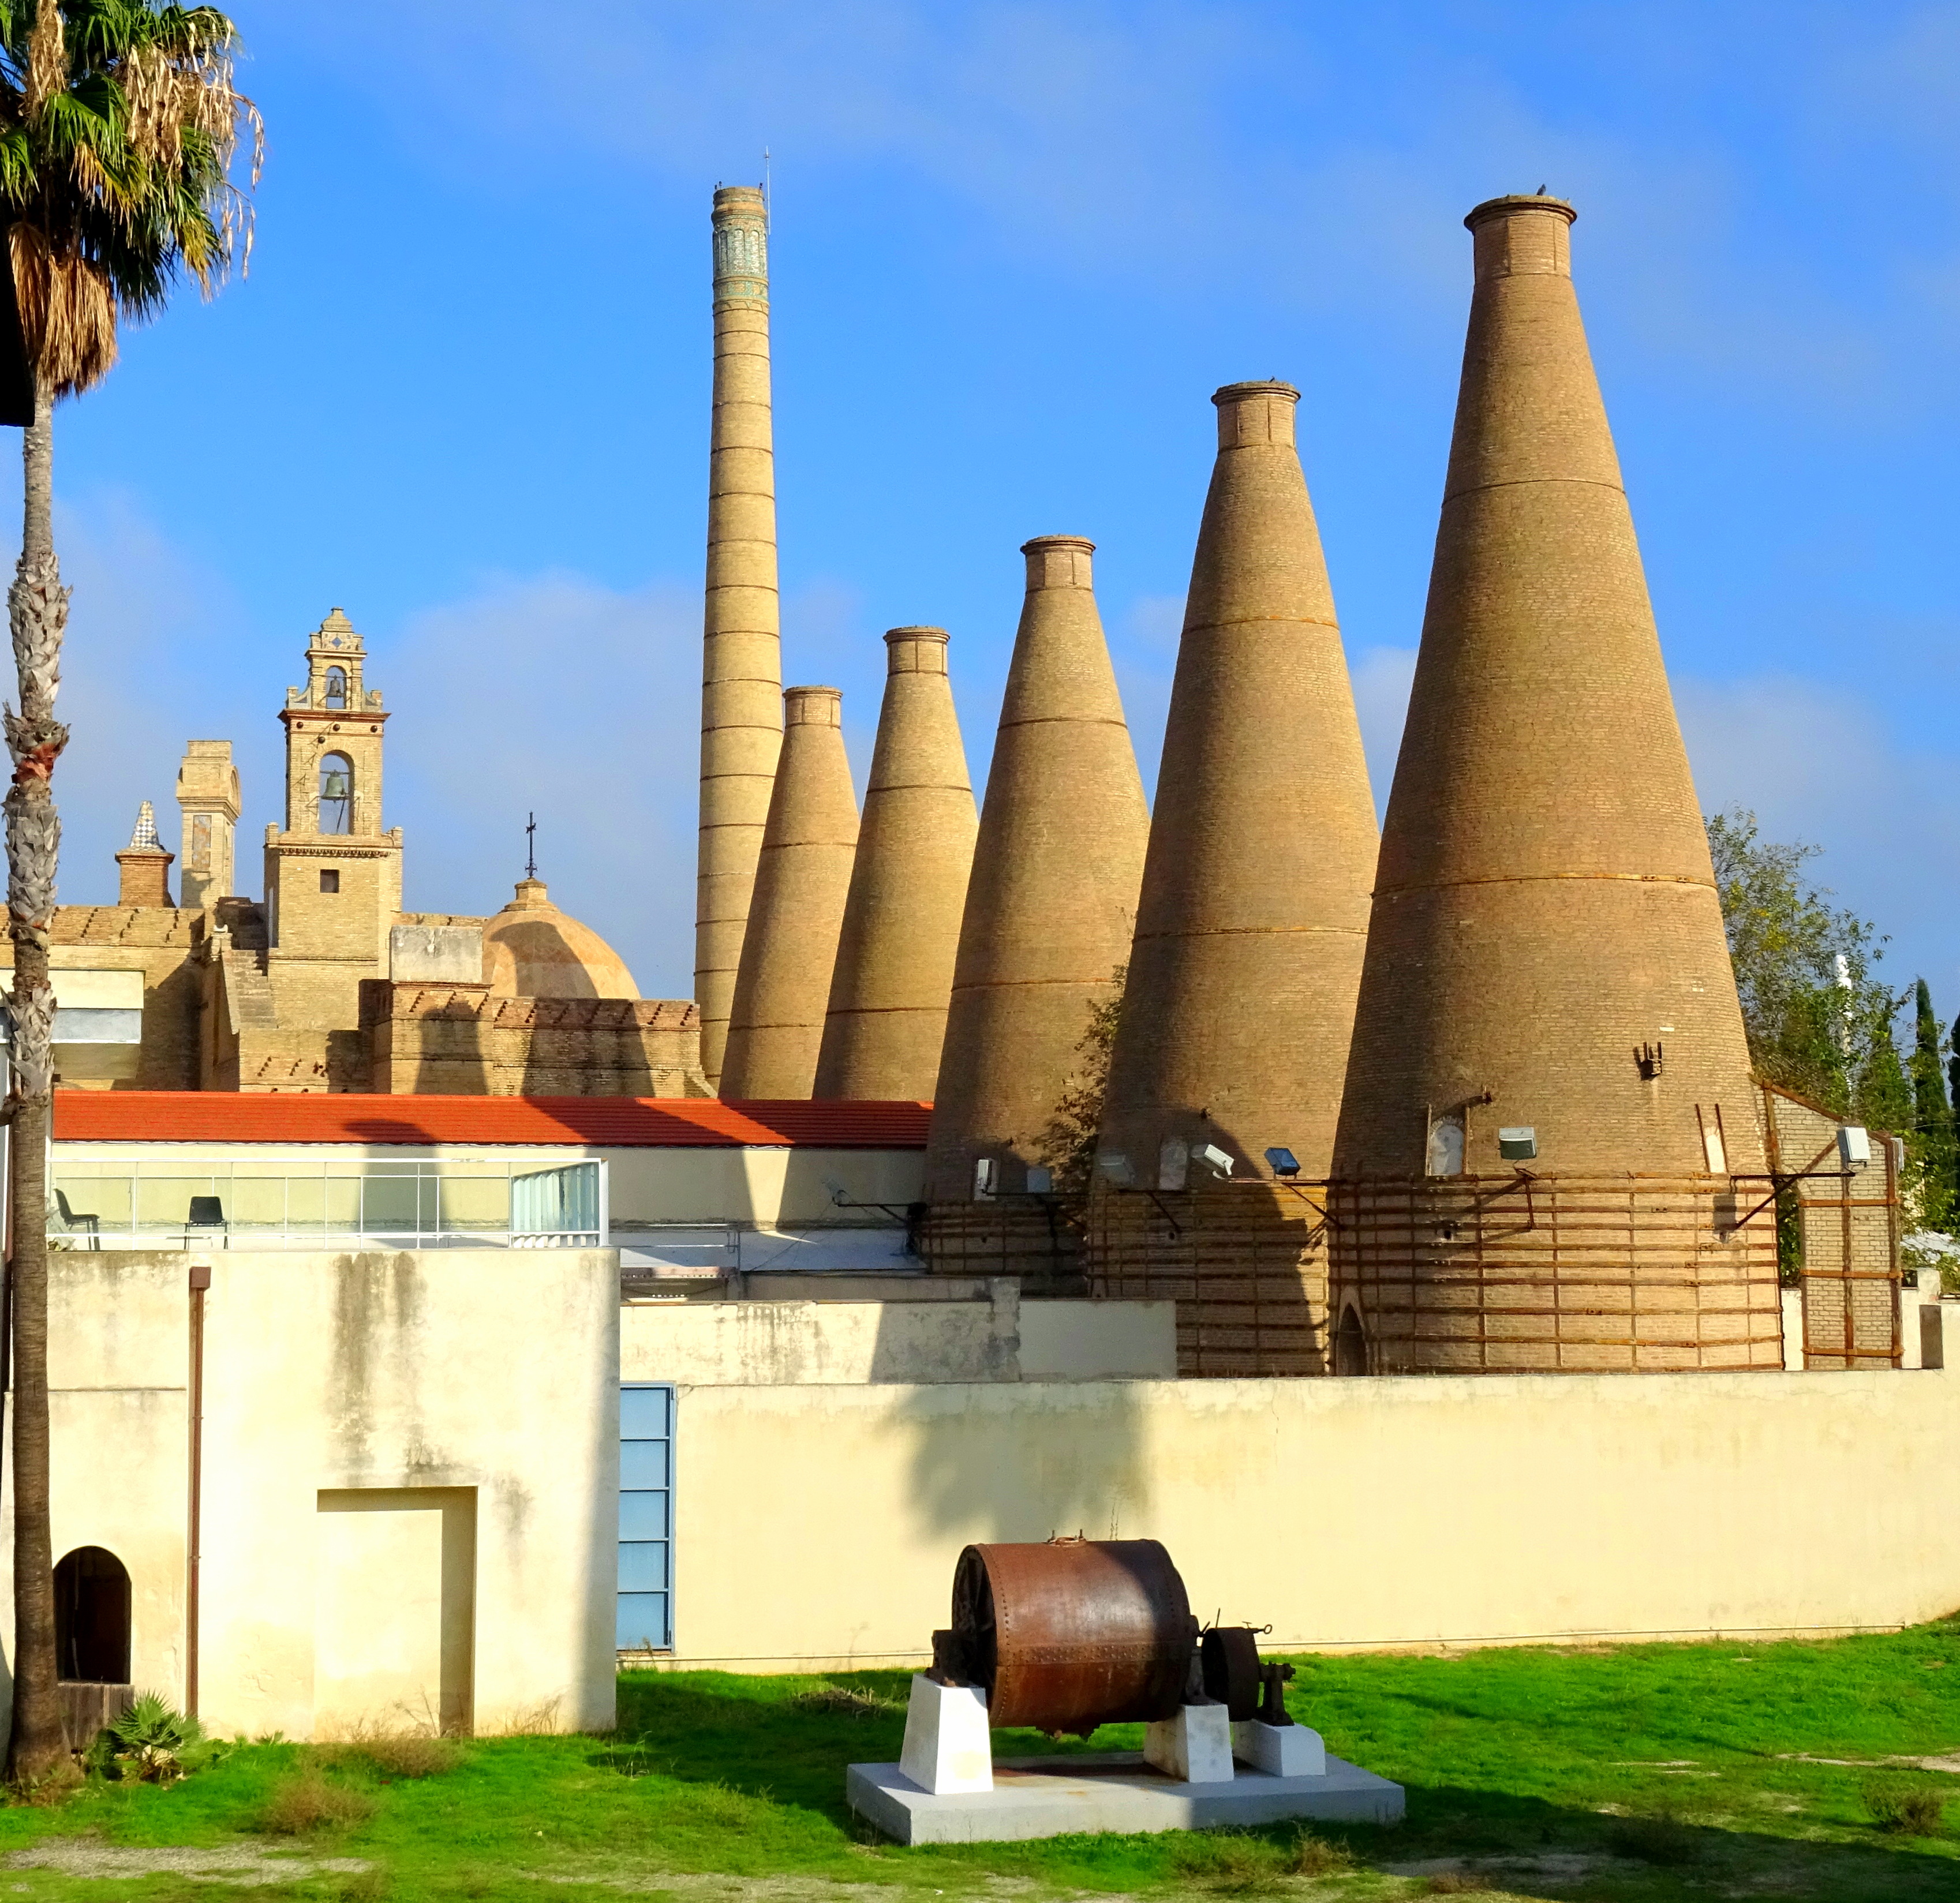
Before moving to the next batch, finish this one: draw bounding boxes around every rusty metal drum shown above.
[945,1537,1196,1735]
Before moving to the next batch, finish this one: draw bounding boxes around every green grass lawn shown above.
[0,1618,1956,1901]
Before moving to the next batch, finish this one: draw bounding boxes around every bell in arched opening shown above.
[319,753,353,834]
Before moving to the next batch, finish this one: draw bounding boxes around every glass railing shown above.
[48,1159,605,1251]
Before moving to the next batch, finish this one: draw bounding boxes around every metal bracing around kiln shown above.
[1327,1173,1783,1374]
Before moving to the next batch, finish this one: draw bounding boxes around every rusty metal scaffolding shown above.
[1084,1182,1329,1377]
[1759,1084,1901,1370]
[916,1198,1086,1294]
[1326,1172,1783,1374]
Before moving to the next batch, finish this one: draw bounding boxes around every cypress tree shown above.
[1910,980,1955,1230]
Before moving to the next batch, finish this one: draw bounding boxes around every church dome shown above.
[482,878,639,1000]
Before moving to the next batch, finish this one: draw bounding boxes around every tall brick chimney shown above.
[925,537,1149,1203]
[719,686,859,1099]
[814,628,977,1102]
[1328,196,1776,1374]
[115,800,174,908]
[1098,381,1376,1185]
[695,183,783,1087]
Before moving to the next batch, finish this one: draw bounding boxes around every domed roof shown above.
[482,878,639,1000]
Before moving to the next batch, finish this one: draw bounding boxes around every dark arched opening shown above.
[1334,1303,1370,1378]
[55,1545,131,1683]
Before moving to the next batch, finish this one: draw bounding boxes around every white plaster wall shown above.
[621,1294,1174,1387]
[51,1139,926,1232]
[661,1364,1960,1671]
[7,1248,618,1742]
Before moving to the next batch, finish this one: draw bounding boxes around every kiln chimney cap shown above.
[1465,193,1577,232]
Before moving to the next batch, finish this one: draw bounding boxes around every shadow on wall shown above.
[897,1377,1150,1548]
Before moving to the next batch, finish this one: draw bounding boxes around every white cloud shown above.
[1675,672,1960,1003]
[383,572,704,998]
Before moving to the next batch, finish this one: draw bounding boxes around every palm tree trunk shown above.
[5,379,69,1784]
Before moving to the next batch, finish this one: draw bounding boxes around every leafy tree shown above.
[1038,965,1125,1210]
[1910,978,1956,1232]
[0,1,257,1782]
[1705,808,1902,1124]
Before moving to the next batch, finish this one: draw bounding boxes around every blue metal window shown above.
[618,1383,674,1651]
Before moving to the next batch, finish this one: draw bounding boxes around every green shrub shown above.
[106,1692,208,1784]
[256,1764,375,1835]
[1863,1780,1947,1837]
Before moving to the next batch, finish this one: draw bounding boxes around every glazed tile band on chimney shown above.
[719,686,859,1100]
[1098,380,1377,1185]
[925,537,1149,1205]
[695,184,784,1086]
[1327,195,1778,1376]
[814,628,978,1102]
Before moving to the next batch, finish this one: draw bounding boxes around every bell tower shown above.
[264,607,402,1004]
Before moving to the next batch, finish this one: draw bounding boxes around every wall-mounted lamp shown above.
[1264,1146,1301,1178]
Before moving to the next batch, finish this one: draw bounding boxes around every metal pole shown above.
[185,1262,210,1717]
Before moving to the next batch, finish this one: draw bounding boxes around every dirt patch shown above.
[1382,1853,1632,1885]
[2,1843,371,1886]
[526,1880,1096,1902]
[1778,1751,1960,1773]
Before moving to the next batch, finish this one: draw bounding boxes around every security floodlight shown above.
[1838,1125,1872,1169]
[974,1157,998,1201]
[1192,1142,1235,1179]
[1264,1146,1300,1178]
[1096,1151,1136,1188]
[1026,1166,1054,1194]
[1498,1126,1537,1162]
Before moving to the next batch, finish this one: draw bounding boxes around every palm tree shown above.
[0,2,256,1781]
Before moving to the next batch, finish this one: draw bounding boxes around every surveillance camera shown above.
[1192,1142,1234,1179]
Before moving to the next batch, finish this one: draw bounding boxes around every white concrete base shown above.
[897,1675,992,1795]
[1143,1701,1235,1782]
[847,1750,1405,1845]
[1232,1718,1325,1777]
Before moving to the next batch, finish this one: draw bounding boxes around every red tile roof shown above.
[53,1093,931,1149]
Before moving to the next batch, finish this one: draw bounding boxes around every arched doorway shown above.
[55,1545,131,1684]
[1334,1303,1370,1377]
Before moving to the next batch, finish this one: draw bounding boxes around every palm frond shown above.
[0,0,258,396]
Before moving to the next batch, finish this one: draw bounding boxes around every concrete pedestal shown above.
[1144,1702,1234,1782]
[847,1749,1405,1845]
[897,1675,992,1795]
[1232,1719,1325,1777]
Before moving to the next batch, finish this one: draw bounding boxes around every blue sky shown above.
[21,1,1960,1014]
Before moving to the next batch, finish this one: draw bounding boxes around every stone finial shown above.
[117,800,174,906]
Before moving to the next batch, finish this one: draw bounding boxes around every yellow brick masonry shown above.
[1329,196,1778,1373]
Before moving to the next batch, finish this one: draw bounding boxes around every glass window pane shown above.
[618,1493,669,1542]
[620,1387,669,1437]
[620,1441,668,1490]
[615,1591,668,1651]
[618,1542,668,1593]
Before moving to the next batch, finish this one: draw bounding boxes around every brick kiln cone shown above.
[1099,382,1377,1183]
[719,687,859,1099]
[695,185,783,1086]
[1327,196,1775,1375]
[926,538,1150,1201]
[814,628,978,1102]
